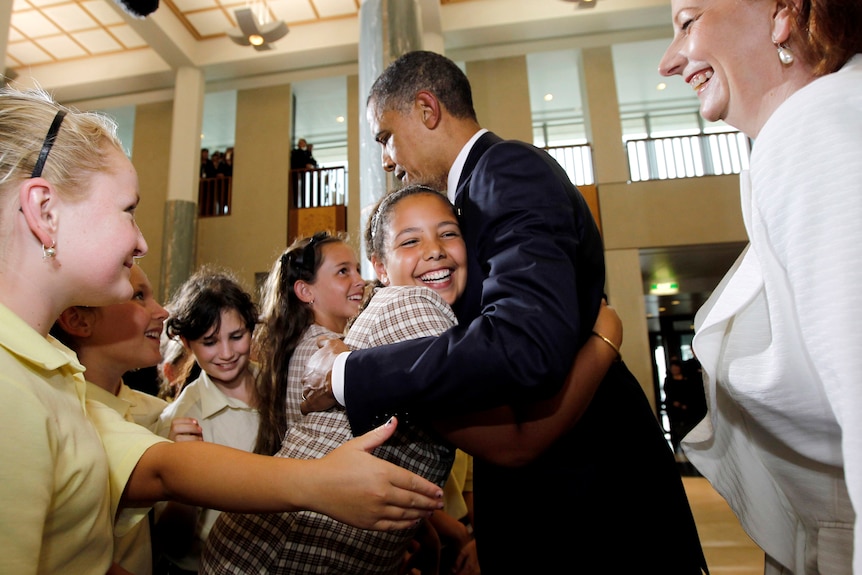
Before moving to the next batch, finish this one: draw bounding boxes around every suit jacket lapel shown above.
[454,132,503,210]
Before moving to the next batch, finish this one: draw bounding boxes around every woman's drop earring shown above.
[776,42,794,65]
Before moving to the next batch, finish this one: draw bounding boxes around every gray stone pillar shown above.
[159,66,204,302]
[0,1,11,79]
[357,0,424,276]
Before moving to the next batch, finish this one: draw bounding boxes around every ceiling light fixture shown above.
[227,1,288,52]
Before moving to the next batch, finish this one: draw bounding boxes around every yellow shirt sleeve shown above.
[86,399,170,537]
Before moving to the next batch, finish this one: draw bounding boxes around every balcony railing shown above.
[626,132,751,182]
[542,131,750,186]
[544,144,595,186]
[290,166,347,208]
[199,176,232,217]
[198,135,748,220]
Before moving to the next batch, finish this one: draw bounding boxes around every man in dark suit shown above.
[302,51,707,574]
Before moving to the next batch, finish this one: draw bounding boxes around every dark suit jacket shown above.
[344,132,602,432]
[345,132,708,572]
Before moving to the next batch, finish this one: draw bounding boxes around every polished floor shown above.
[683,475,765,574]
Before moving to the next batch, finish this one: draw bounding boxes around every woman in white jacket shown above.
[659,0,862,573]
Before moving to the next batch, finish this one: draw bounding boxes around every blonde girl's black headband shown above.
[31,110,67,178]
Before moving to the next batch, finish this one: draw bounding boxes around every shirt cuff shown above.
[331,351,350,406]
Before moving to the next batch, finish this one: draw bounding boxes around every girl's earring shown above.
[42,241,56,260]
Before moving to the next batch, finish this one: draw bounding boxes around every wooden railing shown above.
[288,166,348,243]
[290,166,347,208]
[198,176,232,217]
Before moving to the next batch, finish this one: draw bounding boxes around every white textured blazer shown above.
[684,54,862,575]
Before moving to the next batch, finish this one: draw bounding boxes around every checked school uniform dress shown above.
[201,286,456,574]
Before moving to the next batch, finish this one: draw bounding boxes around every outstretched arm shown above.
[305,142,607,434]
[434,302,622,467]
[124,417,443,531]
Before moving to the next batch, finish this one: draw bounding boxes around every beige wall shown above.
[467,56,533,142]
[196,84,292,293]
[599,175,746,409]
[580,46,629,186]
[600,176,746,250]
[346,73,363,255]
[131,100,173,299]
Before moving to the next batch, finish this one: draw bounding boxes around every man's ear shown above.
[294,280,315,304]
[416,91,442,129]
[19,177,59,250]
[56,307,97,338]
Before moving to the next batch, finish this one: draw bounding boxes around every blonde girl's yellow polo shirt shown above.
[0,302,167,575]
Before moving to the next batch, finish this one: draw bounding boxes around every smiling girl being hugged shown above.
[202,227,457,575]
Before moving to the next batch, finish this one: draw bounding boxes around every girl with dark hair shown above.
[153,268,261,572]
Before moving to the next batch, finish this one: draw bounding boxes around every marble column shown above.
[580,47,654,404]
[0,1,11,79]
[159,66,204,302]
[356,0,424,276]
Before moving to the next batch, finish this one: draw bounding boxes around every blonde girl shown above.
[0,87,443,575]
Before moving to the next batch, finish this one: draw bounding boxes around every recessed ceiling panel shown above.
[313,0,357,18]
[7,41,54,65]
[7,27,25,42]
[26,0,69,7]
[173,0,219,11]
[72,28,122,53]
[38,35,88,58]
[187,10,234,37]
[269,0,316,22]
[12,10,63,38]
[42,3,98,32]
[81,0,124,24]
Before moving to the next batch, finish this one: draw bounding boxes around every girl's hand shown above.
[168,417,203,442]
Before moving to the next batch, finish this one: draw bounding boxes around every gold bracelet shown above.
[592,330,621,359]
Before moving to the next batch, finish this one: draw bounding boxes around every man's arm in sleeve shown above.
[341,144,602,434]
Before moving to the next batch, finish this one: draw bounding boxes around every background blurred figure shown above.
[218,147,233,177]
[156,330,200,403]
[199,148,216,179]
[663,359,706,454]
[290,138,317,170]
